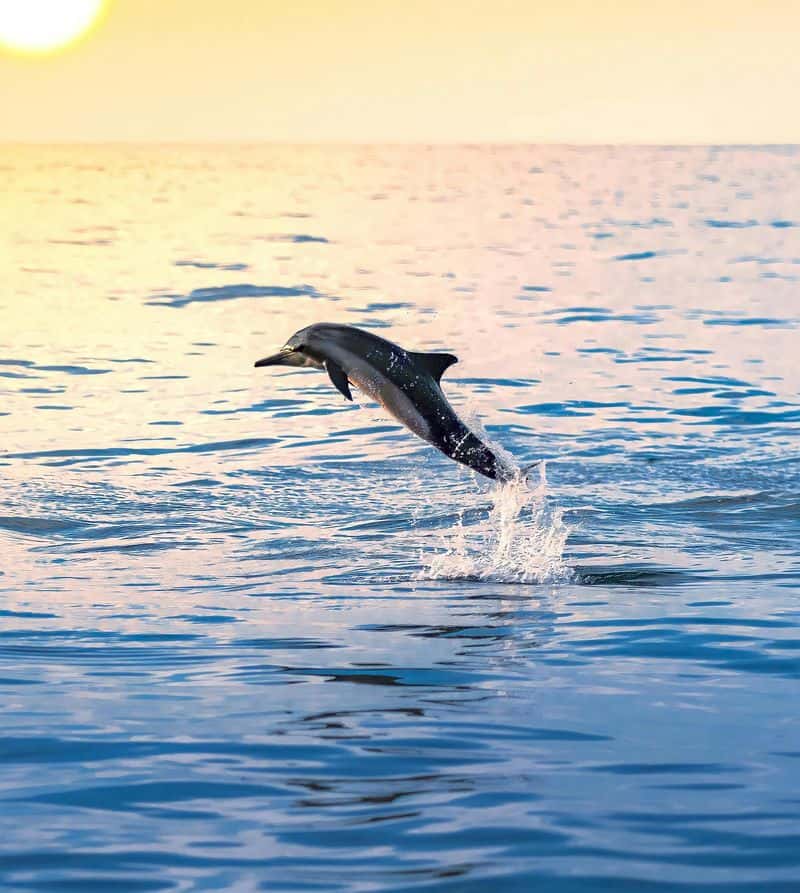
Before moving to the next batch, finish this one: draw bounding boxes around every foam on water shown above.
[422,463,575,584]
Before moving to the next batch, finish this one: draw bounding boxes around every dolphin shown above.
[254,323,518,481]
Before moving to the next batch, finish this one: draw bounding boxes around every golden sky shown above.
[1,0,798,143]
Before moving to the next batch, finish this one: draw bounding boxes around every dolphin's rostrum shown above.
[255,323,517,481]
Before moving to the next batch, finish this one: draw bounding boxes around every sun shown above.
[0,0,107,55]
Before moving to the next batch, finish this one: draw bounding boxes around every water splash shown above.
[421,463,575,584]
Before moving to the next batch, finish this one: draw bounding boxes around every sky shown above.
[1,0,799,143]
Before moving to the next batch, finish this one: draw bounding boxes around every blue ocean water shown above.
[0,145,799,892]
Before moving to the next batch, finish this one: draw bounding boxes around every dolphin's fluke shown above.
[325,359,353,401]
[408,351,458,384]
[522,460,541,486]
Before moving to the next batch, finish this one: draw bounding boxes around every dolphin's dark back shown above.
[310,325,455,428]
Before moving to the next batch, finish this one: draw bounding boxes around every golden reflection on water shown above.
[1,144,798,471]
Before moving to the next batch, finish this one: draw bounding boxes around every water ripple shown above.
[1,144,798,893]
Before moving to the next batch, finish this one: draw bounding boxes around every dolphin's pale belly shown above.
[345,359,434,443]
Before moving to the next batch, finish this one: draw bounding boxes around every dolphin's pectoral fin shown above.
[408,351,458,384]
[325,360,353,401]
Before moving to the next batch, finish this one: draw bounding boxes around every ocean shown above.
[1,144,798,891]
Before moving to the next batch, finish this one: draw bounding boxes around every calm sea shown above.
[1,145,799,892]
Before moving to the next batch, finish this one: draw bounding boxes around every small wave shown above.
[420,464,574,585]
[49,238,113,246]
[349,301,413,313]
[705,217,797,229]
[703,316,794,328]
[39,363,111,376]
[174,259,249,271]
[613,249,681,262]
[542,306,661,325]
[576,565,705,586]
[705,218,758,229]
[3,436,277,464]
[147,283,320,309]
[0,515,87,538]
[276,233,329,243]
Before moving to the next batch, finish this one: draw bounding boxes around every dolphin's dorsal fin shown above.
[408,351,458,384]
[325,359,353,401]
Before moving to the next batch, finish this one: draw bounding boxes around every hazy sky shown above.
[1,0,799,143]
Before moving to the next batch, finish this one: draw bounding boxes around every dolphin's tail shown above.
[490,456,537,485]
[521,460,542,486]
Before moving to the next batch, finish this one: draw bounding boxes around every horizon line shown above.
[1,139,799,149]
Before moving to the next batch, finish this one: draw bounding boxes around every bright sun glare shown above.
[0,0,106,55]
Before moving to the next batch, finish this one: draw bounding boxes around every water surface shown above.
[1,145,799,891]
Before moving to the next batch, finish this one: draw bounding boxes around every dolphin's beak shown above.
[254,348,295,368]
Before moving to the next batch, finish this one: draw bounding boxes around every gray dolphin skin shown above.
[255,323,516,481]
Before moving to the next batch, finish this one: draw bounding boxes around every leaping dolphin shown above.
[254,323,518,481]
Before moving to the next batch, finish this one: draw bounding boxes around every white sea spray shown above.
[420,461,575,585]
